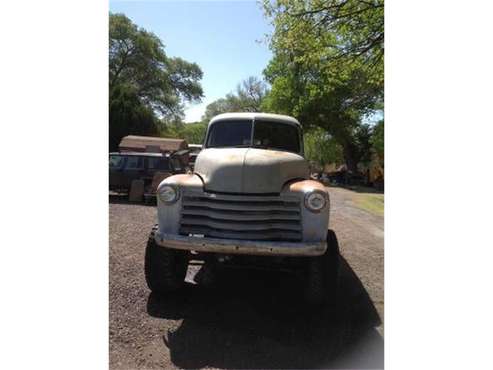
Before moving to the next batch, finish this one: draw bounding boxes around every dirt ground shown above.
[109,187,384,369]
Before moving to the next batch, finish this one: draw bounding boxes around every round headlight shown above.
[158,184,179,204]
[304,191,327,212]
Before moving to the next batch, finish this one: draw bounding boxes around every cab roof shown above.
[209,112,301,127]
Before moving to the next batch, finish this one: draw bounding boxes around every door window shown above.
[148,157,171,171]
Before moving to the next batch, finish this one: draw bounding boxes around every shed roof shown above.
[119,135,188,153]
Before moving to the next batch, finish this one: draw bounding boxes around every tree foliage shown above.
[370,119,384,164]
[304,127,344,168]
[261,0,384,172]
[263,0,383,88]
[109,13,204,150]
[161,121,208,145]
[202,76,268,122]
[109,85,159,151]
[235,76,269,112]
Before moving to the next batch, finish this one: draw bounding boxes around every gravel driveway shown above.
[109,187,384,369]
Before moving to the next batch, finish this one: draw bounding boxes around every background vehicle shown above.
[109,152,185,194]
[145,113,340,304]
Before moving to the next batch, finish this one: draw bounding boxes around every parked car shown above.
[145,113,340,304]
[109,152,186,194]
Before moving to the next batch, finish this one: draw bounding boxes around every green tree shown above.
[109,13,204,150]
[202,76,268,122]
[261,0,384,172]
[262,52,380,171]
[370,119,384,165]
[263,0,383,88]
[161,121,208,145]
[235,76,269,112]
[179,122,208,144]
[304,127,344,168]
[109,85,159,151]
[202,98,233,123]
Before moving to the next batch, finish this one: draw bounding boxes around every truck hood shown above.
[194,148,309,193]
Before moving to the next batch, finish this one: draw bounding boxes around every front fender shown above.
[156,174,203,234]
[281,180,330,242]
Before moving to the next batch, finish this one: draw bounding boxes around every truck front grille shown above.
[179,191,302,241]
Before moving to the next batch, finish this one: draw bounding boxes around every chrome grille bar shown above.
[179,191,302,242]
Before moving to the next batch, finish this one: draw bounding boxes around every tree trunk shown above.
[342,143,359,174]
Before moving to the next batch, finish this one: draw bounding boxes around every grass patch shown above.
[353,193,384,216]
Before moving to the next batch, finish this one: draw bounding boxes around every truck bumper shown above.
[154,232,327,257]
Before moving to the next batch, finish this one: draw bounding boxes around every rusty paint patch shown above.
[165,174,200,186]
[289,179,326,193]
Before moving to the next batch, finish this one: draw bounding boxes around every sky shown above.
[109,0,273,122]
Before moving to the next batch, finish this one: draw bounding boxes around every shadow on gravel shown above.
[109,194,156,206]
[147,256,383,369]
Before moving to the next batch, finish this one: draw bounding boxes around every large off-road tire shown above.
[144,226,188,294]
[305,229,340,305]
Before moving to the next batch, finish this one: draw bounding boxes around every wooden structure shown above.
[119,135,188,154]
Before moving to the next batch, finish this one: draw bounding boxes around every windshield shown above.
[206,119,301,153]
[253,120,300,153]
[207,120,252,148]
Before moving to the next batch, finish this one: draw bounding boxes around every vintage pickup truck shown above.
[145,113,340,304]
